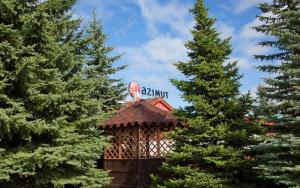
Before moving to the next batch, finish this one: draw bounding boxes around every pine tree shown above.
[0,0,111,187]
[84,11,127,112]
[251,1,300,187]
[152,0,261,187]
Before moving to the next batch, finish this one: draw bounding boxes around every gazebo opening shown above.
[99,98,182,188]
[104,123,175,159]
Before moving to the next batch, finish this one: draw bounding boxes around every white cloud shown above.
[73,0,134,23]
[216,11,274,59]
[136,0,193,38]
[224,57,253,70]
[143,37,186,62]
[239,18,263,40]
[215,12,275,71]
[115,36,187,103]
[117,36,187,75]
[238,58,252,70]
[239,12,274,40]
[244,44,273,57]
[216,22,235,39]
[232,0,272,14]
[234,12,275,58]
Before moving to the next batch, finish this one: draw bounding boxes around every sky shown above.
[73,0,273,108]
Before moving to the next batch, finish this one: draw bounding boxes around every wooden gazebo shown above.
[99,98,182,188]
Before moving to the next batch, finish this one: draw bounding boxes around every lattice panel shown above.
[140,126,157,158]
[159,139,175,156]
[139,125,174,158]
[159,126,175,156]
[120,128,137,159]
[105,130,119,159]
[104,124,175,159]
[105,127,138,159]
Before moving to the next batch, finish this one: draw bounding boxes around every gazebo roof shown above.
[99,98,181,128]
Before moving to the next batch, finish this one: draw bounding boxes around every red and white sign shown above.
[128,81,141,102]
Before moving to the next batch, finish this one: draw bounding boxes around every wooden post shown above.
[157,126,161,157]
[118,128,121,159]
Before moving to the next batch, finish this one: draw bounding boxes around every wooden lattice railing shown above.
[104,124,174,159]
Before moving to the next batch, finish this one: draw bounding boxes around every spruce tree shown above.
[252,134,300,187]
[251,1,300,187]
[0,0,111,187]
[84,11,127,112]
[254,0,300,130]
[152,0,260,187]
[253,86,279,126]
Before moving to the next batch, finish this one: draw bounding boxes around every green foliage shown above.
[252,1,300,187]
[252,134,300,187]
[83,11,127,112]
[0,0,123,187]
[151,0,261,187]
[253,86,277,121]
[253,86,284,131]
[254,0,300,131]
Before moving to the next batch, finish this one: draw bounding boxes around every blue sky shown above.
[73,0,272,108]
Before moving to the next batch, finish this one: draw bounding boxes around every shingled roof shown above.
[99,98,181,128]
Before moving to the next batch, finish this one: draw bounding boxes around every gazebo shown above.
[99,98,182,188]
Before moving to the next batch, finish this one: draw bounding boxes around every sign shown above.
[141,87,169,99]
[128,81,141,102]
